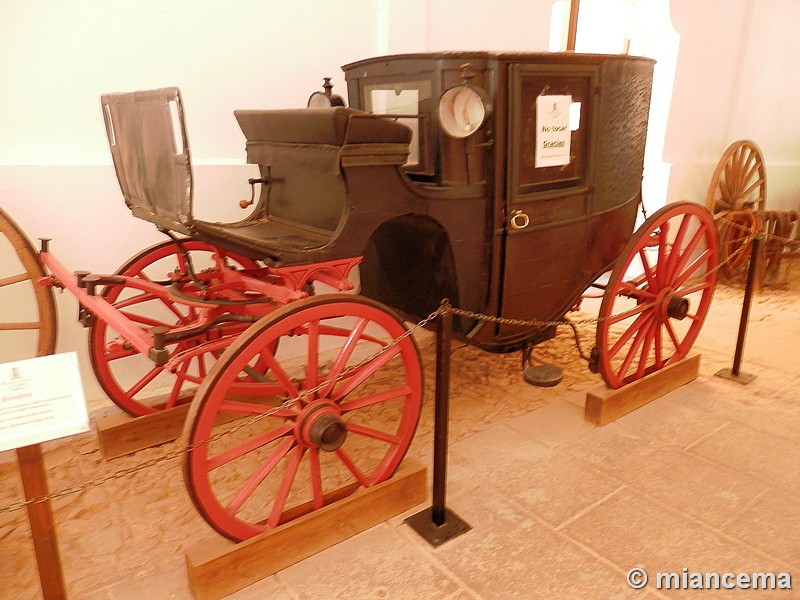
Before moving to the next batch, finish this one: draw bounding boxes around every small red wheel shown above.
[595,202,719,388]
[89,239,258,416]
[183,294,423,541]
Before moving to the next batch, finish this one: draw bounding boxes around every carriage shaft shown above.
[39,250,155,358]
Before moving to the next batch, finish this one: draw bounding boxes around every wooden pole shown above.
[566,0,580,52]
[16,444,67,599]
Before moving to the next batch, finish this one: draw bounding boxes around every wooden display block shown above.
[185,460,427,600]
[96,403,191,459]
[585,354,701,425]
[97,394,282,459]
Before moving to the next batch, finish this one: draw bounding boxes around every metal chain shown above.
[0,305,448,514]
[0,216,770,514]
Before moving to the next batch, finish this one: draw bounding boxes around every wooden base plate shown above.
[585,354,701,425]
[185,459,427,600]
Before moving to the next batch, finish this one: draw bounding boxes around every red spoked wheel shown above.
[89,239,259,417]
[183,294,423,542]
[594,202,719,389]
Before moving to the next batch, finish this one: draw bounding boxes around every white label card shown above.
[0,352,89,452]
[535,94,573,168]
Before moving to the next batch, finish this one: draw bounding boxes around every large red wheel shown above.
[88,239,259,416]
[595,202,719,388]
[183,294,423,541]
[0,207,57,361]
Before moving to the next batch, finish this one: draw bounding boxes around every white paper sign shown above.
[535,95,572,168]
[0,352,89,452]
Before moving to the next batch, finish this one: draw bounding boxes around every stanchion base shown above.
[523,364,563,387]
[405,506,471,548]
[715,368,757,385]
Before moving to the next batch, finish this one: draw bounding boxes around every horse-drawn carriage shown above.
[2,51,719,542]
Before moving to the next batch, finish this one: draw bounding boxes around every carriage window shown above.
[516,74,591,194]
[363,80,432,175]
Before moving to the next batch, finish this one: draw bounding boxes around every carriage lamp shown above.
[307,77,346,108]
[437,64,492,138]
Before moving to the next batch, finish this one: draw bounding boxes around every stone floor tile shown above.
[445,421,625,529]
[505,399,596,448]
[686,422,800,495]
[721,488,800,569]
[608,447,767,529]
[431,492,640,600]
[560,486,794,596]
[276,523,461,600]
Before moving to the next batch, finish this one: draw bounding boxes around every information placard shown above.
[535,94,572,168]
[0,352,89,452]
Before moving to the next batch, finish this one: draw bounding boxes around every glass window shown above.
[363,80,432,175]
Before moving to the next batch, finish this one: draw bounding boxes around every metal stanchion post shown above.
[716,235,761,384]
[405,301,471,547]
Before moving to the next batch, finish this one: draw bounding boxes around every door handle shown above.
[510,209,530,230]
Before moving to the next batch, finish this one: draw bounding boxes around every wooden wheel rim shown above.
[183,294,423,542]
[88,239,258,416]
[706,140,767,214]
[0,206,57,359]
[596,202,719,389]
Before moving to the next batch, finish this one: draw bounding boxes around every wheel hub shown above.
[296,401,347,452]
[656,287,690,320]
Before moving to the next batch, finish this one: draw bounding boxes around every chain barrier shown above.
[0,212,778,515]
[0,305,448,515]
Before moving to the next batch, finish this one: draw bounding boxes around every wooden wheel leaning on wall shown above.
[0,206,57,359]
[706,140,767,215]
[706,140,767,288]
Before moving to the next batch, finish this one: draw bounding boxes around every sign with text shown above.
[535,95,572,168]
[0,352,89,452]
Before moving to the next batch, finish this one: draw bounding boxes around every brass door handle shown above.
[510,209,530,230]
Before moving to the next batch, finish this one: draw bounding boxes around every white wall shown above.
[0,0,553,405]
[666,0,800,209]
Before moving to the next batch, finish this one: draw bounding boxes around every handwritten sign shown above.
[0,353,89,452]
[535,95,572,168]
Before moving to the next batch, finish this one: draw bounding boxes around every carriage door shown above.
[501,64,597,325]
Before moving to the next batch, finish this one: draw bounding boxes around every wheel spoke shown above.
[165,360,190,408]
[618,314,655,379]
[672,248,713,289]
[266,445,305,528]
[635,317,657,379]
[125,365,163,397]
[209,424,294,472]
[606,299,654,327]
[305,320,320,394]
[309,448,324,509]
[346,422,402,445]
[0,272,31,288]
[340,384,413,413]
[258,348,300,398]
[665,222,707,284]
[664,213,691,282]
[608,310,650,360]
[330,344,403,401]
[638,247,658,290]
[0,321,44,331]
[225,437,295,515]
[335,447,369,486]
[217,398,296,418]
[318,317,368,396]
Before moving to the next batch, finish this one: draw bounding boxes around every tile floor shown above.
[1,280,799,599]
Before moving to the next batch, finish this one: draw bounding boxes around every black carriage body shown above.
[232,52,654,351]
[337,52,654,351]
